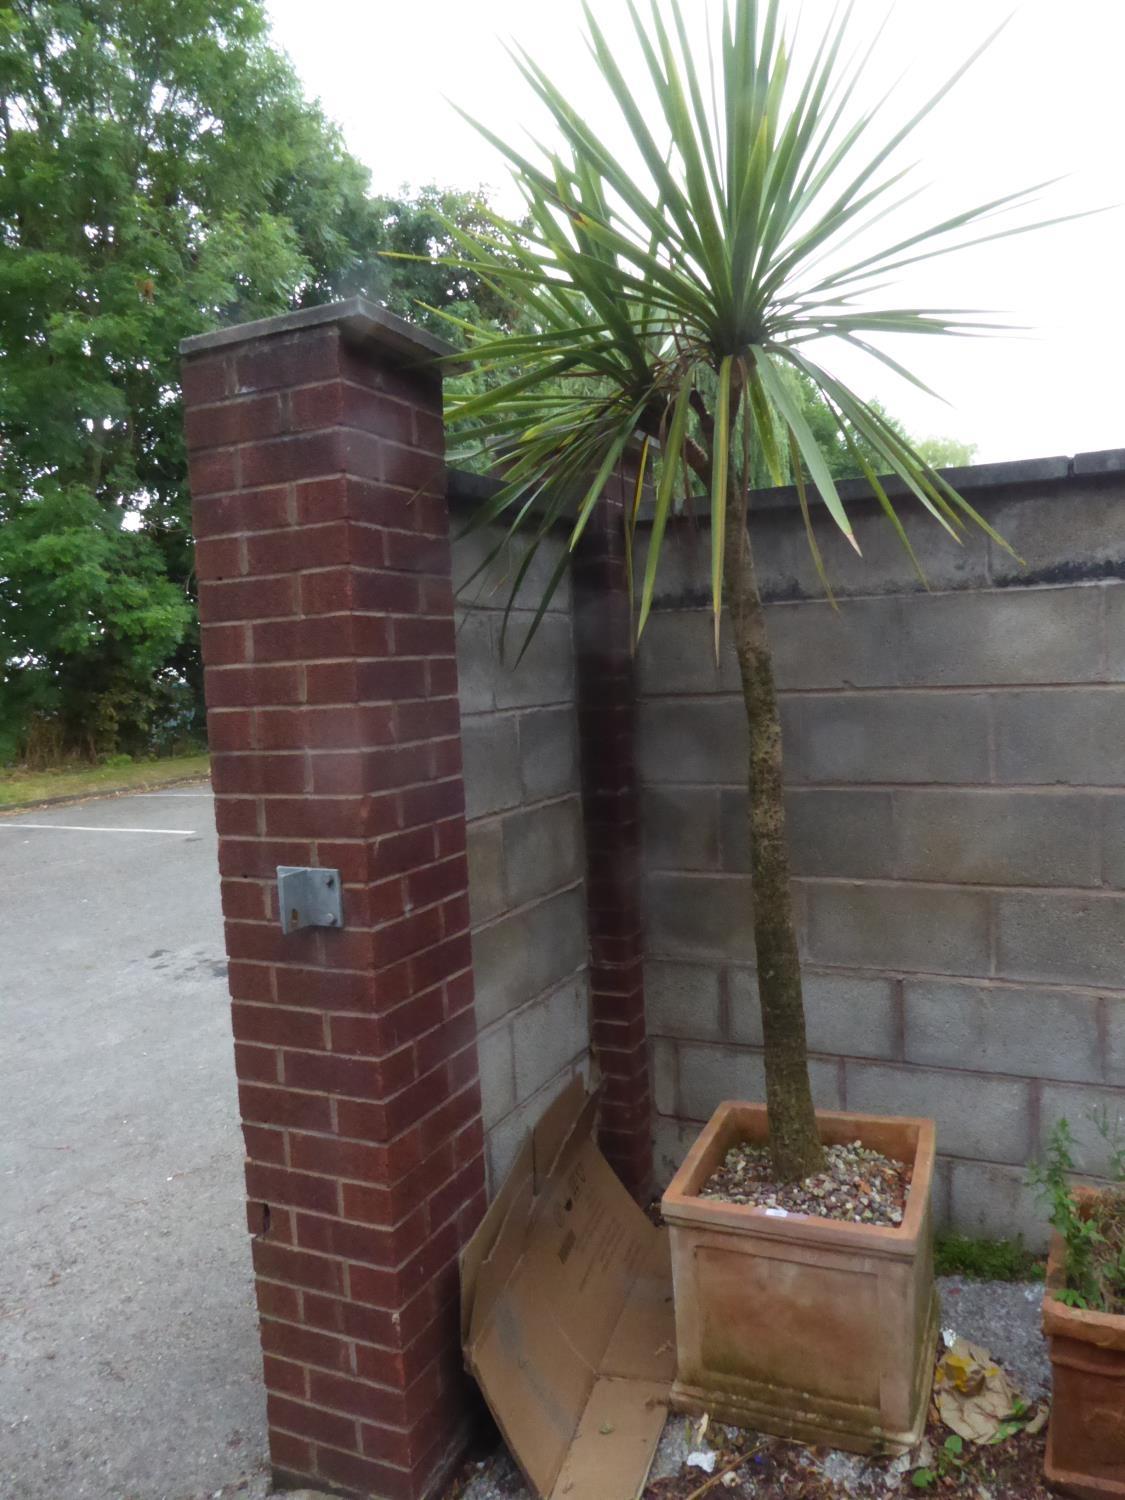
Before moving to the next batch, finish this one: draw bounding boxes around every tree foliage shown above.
[0,0,510,759]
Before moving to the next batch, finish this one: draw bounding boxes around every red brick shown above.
[218,836,314,881]
[263,795,388,840]
[308,1369,406,1426]
[239,1082,333,1133]
[185,394,283,451]
[353,570,421,614]
[220,879,269,922]
[314,1445,408,1500]
[205,664,304,709]
[274,967,376,1012]
[198,575,297,625]
[255,1278,302,1323]
[282,1050,402,1103]
[399,779,463,829]
[206,708,256,751]
[252,1240,346,1295]
[262,1317,353,1375]
[236,330,341,393]
[188,445,239,497]
[245,1162,339,1216]
[195,536,245,582]
[266,1392,356,1452]
[234,1041,279,1084]
[295,474,348,525]
[193,485,290,539]
[243,1122,287,1165]
[392,616,454,658]
[200,623,250,669]
[266,1428,313,1477]
[232,1003,326,1051]
[414,1009,475,1075]
[212,797,259,838]
[212,752,307,796]
[263,1353,308,1398]
[181,354,231,407]
[408,934,471,996]
[296,1206,428,1269]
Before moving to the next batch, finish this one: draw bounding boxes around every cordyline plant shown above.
[414,0,1076,1181]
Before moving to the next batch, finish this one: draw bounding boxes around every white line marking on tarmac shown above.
[0,823,197,836]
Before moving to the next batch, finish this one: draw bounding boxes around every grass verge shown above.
[0,752,211,810]
[935,1233,1046,1281]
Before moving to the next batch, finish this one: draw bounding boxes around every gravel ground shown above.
[445,1274,1049,1500]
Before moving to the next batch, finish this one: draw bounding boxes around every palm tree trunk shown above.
[723,494,825,1182]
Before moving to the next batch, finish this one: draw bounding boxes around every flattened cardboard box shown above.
[461,1081,675,1500]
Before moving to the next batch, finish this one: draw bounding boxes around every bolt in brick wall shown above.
[182,300,486,1500]
[572,467,652,1197]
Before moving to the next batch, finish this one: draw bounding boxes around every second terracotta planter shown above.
[662,1101,938,1456]
[1042,1191,1125,1499]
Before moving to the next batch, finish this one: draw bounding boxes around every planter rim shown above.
[661,1101,934,1259]
[1042,1190,1125,1351]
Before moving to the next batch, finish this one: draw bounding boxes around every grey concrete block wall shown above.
[452,517,590,1190]
[637,467,1125,1246]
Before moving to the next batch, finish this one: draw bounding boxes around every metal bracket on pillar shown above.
[276,867,343,934]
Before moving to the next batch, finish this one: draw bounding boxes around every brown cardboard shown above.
[461,1080,674,1500]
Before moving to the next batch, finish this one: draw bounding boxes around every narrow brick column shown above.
[181,299,486,1500]
[572,470,652,1199]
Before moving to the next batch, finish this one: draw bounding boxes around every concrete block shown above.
[486,1060,588,1192]
[644,873,757,962]
[780,692,991,785]
[904,981,1103,1084]
[1039,1082,1125,1178]
[631,521,710,609]
[1105,584,1125,678]
[995,688,1125,786]
[503,796,584,908]
[729,969,899,1061]
[995,891,1125,987]
[895,586,1103,687]
[637,699,748,785]
[767,596,903,690]
[844,1060,1033,1165]
[493,610,575,709]
[651,1036,679,1116]
[512,978,589,1101]
[637,610,739,696]
[471,887,588,1028]
[947,1160,1047,1249]
[675,1040,841,1122]
[990,494,1125,589]
[462,713,520,820]
[455,609,498,714]
[452,525,572,613]
[749,502,977,604]
[467,821,505,928]
[717,788,749,872]
[652,1113,698,1187]
[645,961,723,1041]
[476,1021,516,1129]
[784,789,896,879]
[1108,996,1125,1087]
[643,787,720,871]
[1102,797,1125,889]
[518,705,580,800]
[806,881,991,975]
[893,789,1101,888]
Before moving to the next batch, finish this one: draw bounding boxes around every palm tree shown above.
[425,0,1074,1181]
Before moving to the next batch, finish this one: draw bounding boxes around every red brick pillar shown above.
[572,469,652,1199]
[181,299,486,1500]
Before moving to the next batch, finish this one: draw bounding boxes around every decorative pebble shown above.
[698,1138,910,1226]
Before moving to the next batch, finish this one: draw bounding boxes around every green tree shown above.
[0,0,512,759]
[435,0,1065,1178]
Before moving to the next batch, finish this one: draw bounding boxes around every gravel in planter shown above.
[698,1139,910,1226]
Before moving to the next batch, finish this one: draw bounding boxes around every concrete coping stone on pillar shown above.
[179,293,458,368]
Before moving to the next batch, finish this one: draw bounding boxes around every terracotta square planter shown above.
[1042,1192,1125,1499]
[661,1101,938,1456]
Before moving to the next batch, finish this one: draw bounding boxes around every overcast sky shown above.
[264,0,1123,464]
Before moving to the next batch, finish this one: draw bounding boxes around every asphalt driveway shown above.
[0,785,269,1499]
